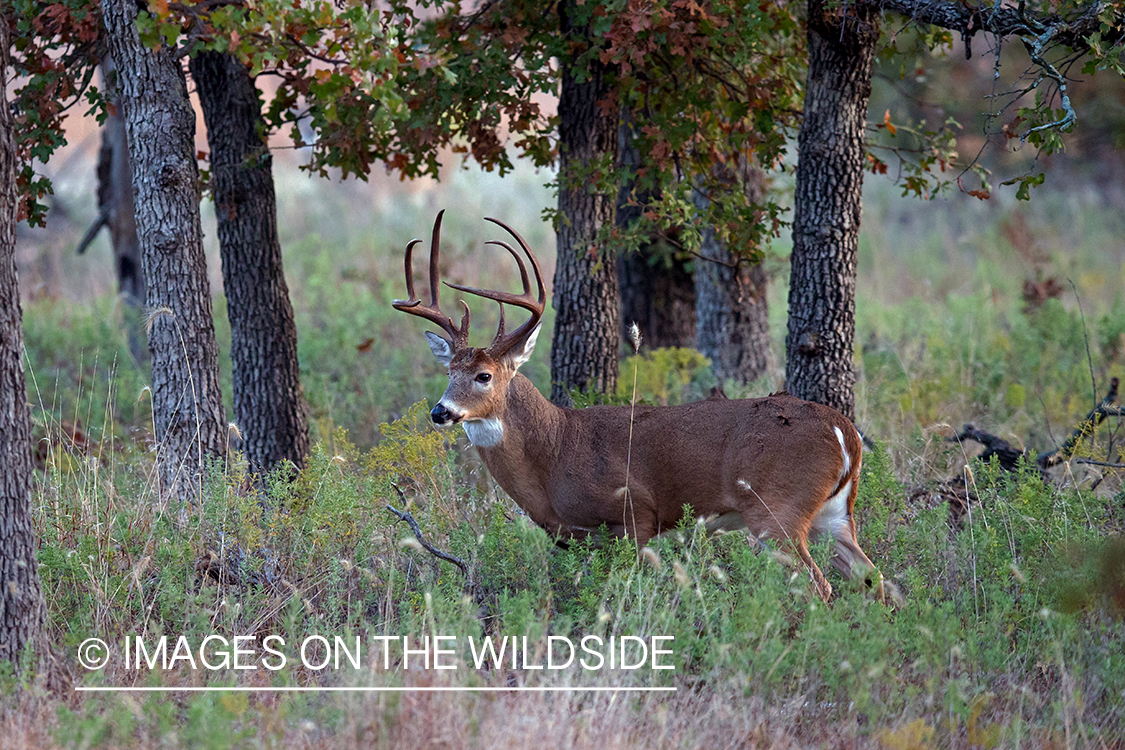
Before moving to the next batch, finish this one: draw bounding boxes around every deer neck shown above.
[468,373,563,484]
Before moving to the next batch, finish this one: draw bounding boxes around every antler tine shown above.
[392,210,470,347]
[493,303,506,346]
[487,241,530,294]
[428,208,444,307]
[400,239,421,303]
[484,217,546,306]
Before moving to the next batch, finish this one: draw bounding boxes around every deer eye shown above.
[475,372,492,384]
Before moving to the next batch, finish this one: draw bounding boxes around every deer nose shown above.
[431,403,456,425]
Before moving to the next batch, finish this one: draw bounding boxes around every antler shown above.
[444,217,546,359]
[392,210,471,349]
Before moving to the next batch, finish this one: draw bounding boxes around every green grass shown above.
[16,404,1125,748]
[8,163,1125,748]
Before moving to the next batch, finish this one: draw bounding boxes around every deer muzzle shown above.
[430,403,462,426]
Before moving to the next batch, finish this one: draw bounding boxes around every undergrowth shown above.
[13,397,1123,749]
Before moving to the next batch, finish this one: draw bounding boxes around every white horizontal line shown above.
[76,686,677,693]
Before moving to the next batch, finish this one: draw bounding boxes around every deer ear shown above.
[505,323,541,371]
[425,331,454,366]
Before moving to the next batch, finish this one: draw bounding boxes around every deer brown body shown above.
[395,212,882,601]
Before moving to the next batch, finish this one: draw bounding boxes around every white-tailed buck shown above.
[394,211,883,602]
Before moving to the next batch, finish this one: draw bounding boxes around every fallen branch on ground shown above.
[387,484,472,586]
[1039,377,1120,468]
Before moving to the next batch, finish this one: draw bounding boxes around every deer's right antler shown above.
[392,209,471,349]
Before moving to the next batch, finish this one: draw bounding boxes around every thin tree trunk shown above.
[191,51,309,475]
[95,54,146,363]
[616,111,695,349]
[693,166,771,387]
[103,0,228,499]
[784,0,879,420]
[0,18,46,667]
[550,0,620,406]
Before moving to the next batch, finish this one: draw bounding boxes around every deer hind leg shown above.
[795,538,833,602]
[812,477,884,602]
[829,517,884,603]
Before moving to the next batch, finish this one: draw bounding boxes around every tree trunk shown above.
[617,248,695,349]
[693,168,771,387]
[784,1,879,420]
[103,0,228,499]
[190,51,309,475]
[95,54,146,363]
[616,111,695,349]
[550,0,620,406]
[694,247,770,387]
[0,18,46,667]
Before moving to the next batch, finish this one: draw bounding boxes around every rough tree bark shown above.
[550,0,620,405]
[0,18,46,666]
[190,50,309,475]
[784,0,880,420]
[695,249,770,387]
[694,166,771,387]
[103,0,228,499]
[616,111,695,349]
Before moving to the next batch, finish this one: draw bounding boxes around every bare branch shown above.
[1039,377,1121,468]
[386,485,472,584]
[1076,458,1125,469]
[874,1,1122,140]
[875,1,1119,50]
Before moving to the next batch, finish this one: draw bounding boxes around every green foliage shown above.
[6,0,103,226]
[1098,295,1125,362]
[615,347,712,405]
[31,385,1125,744]
[594,0,804,258]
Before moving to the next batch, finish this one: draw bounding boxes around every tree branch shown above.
[1076,458,1125,469]
[874,1,1119,50]
[1038,377,1120,468]
[386,485,472,584]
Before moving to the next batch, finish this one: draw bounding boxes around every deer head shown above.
[392,210,546,446]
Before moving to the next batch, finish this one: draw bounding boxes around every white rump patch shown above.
[813,479,851,537]
[463,418,504,447]
[833,426,850,482]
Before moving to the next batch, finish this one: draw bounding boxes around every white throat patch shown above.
[463,418,504,447]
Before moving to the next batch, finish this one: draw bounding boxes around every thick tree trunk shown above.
[616,112,695,349]
[693,168,771,387]
[0,19,46,667]
[550,0,620,406]
[103,0,228,499]
[784,1,879,420]
[190,51,309,475]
